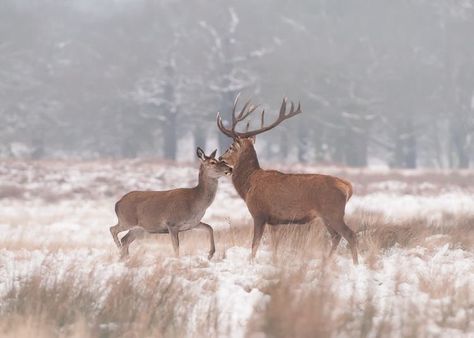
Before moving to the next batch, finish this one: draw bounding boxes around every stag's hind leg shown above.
[326,218,358,265]
[324,224,342,257]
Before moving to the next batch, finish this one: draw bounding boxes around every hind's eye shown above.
[210,160,217,164]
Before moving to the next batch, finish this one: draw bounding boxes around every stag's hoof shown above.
[120,251,129,261]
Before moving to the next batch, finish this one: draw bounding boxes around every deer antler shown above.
[217,95,302,139]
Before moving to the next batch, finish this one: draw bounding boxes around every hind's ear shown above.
[196,147,206,161]
[209,149,217,159]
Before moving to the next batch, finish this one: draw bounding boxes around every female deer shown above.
[109,148,232,259]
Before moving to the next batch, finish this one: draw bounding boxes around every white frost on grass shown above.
[348,192,474,223]
[0,246,276,337]
[0,160,473,336]
[295,245,474,337]
[2,240,471,337]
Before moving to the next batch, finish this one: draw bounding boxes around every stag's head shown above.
[219,137,259,168]
[196,147,232,178]
[216,95,302,168]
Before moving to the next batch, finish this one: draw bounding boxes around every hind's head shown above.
[197,147,232,179]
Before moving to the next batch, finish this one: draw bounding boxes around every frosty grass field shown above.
[0,159,473,337]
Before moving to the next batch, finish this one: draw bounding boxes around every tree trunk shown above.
[312,126,325,163]
[297,123,307,163]
[162,62,178,161]
[280,132,288,162]
[163,110,177,160]
[333,129,345,165]
[405,127,417,169]
[451,121,470,168]
[392,119,417,168]
[194,125,207,152]
[344,128,368,167]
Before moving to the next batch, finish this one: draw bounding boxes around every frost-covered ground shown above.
[0,160,473,337]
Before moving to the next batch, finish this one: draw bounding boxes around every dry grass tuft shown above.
[0,184,24,199]
[0,263,209,338]
[352,212,474,256]
[247,262,394,338]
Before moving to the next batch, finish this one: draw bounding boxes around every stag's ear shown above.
[209,149,217,159]
[249,135,256,144]
[196,147,206,161]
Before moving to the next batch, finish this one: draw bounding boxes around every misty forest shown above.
[1,0,473,168]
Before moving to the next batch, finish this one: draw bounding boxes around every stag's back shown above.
[246,170,352,224]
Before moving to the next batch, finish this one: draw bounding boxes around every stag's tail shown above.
[335,178,353,202]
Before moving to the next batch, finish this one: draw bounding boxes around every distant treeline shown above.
[0,0,473,168]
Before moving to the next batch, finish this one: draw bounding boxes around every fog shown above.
[1,0,473,168]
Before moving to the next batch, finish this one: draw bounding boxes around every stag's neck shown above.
[232,145,260,200]
[195,165,218,206]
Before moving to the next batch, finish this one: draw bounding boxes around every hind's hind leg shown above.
[110,223,127,249]
[120,227,144,259]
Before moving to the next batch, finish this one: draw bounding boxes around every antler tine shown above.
[279,97,288,117]
[237,99,252,121]
[288,101,302,116]
[216,112,235,138]
[232,97,302,138]
[233,93,241,110]
[239,103,259,122]
[231,93,241,126]
[217,95,302,139]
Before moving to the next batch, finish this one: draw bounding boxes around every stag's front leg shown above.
[167,226,180,257]
[269,225,280,263]
[196,222,215,260]
[250,218,266,262]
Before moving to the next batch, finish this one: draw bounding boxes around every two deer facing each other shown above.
[110,96,359,265]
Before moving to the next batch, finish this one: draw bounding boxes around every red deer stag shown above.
[110,148,232,259]
[217,96,358,264]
